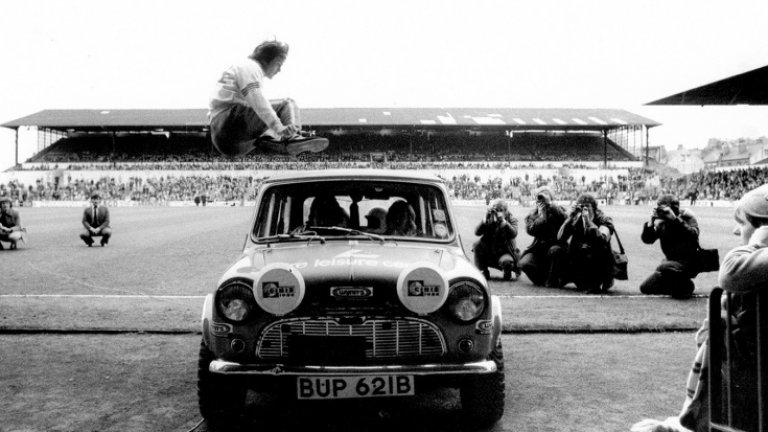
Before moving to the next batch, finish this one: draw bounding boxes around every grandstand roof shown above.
[646,64,768,105]
[1,107,659,132]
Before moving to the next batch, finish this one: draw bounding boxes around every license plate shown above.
[296,375,415,400]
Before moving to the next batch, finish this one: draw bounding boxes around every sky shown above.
[1,0,767,170]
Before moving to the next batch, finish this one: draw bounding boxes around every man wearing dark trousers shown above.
[209,39,328,157]
[640,195,700,298]
[472,199,521,281]
[551,194,615,293]
[80,193,112,247]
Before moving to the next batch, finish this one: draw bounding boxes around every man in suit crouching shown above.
[80,193,112,247]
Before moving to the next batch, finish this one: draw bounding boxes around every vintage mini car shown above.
[198,170,504,426]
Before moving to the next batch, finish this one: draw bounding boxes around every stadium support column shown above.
[14,128,19,167]
[645,126,649,167]
[602,129,608,167]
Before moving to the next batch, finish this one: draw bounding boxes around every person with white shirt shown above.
[208,40,328,157]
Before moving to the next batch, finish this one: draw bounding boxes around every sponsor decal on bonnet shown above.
[330,286,374,298]
[407,280,441,297]
[262,282,296,298]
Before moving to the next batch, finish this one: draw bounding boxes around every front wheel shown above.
[198,339,247,428]
[460,339,505,426]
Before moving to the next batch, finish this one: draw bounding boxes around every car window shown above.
[252,180,454,241]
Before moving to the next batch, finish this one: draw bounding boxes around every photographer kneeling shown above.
[473,199,521,281]
[550,193,615,293]
[640,195,700,299]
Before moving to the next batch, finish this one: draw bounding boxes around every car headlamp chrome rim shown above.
[253,263,306,316]
[444,280,486,323]
[396,263,449,315]
[215,279,257,323]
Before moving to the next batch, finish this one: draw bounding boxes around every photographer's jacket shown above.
[557,209,614,251]
[523,204,567,253]
[475,215,518,257]
[641,208,700,262]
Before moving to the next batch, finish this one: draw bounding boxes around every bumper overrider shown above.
[209,359,498,376]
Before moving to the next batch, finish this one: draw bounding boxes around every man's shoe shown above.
[284,136,329,156]
[100,239,107,247]
[544,278,561,288]
[258,136,329,156]
[601,278,615,293]
[9,241,16,250]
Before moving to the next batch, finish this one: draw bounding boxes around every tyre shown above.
[198,339,247,429]
[460,338,505,426]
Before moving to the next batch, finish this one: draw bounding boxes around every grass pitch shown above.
[0,203,735,332]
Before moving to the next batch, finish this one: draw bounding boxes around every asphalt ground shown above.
[0,203,737,431]
[1,332,694,432]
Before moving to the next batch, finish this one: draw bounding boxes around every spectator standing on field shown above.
[639,195,700,298]
[472,199,521,281]
[519,186,568,287]
[208,40,328,158]
[80,193,112,247]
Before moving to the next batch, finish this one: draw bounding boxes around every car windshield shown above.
[252,179,454,242]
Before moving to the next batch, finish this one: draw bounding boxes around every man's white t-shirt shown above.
[208,58,282,131]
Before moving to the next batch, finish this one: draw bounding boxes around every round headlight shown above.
[216,280,256,323]
[444,281,486,322]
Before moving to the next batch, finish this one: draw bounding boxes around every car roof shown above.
[260,169,445,185]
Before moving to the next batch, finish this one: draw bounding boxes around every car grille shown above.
[256,317,446,363]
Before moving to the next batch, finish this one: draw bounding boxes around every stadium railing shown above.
[709,287,768,431]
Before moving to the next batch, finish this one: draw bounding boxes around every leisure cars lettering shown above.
[310,258,409,268]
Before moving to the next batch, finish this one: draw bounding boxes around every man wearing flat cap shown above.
[640,195,700,298]
[80,193,112,247]
[519,186,568,287]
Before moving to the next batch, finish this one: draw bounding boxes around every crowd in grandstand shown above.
[658,166,768,201]
[6,128,768,205]
[4,165,766,206]
[26,131,631,167]
[0,175,263,205]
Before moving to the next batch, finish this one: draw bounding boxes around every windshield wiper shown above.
[307,226,385,244]
[260,231,326,244]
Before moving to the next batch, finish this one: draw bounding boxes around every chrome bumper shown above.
[209,360,497,376]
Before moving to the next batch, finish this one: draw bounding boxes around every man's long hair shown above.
[249,40,289,66]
